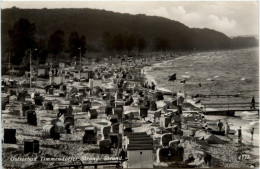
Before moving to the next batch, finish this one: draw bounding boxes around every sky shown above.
[1,1,259,37]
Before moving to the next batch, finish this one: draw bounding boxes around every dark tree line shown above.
[153,37,170,51]
[3,7,259,65]
[47,29,65,56]
[7,18,149,65]
[8,18,88,65]
[102,32,147,54]
[6,16,258,65]
[230,37,259,49]
[68,32,86,59]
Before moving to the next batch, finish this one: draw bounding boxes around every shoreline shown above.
[141,52,259,168]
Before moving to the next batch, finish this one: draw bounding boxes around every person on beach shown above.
[151,82,156,90]
[201,116,206,123]
[250,127,254,141]
[55,69,58,76]
[250,96,255,109]
[119,148,126,160]
[2,80,6,86]
[237,126,242,143]
[144,81,147,88]
[45,85,49,93]
[203,152,212,167]
[217,120,223,132]
[190,130,195,142]
[225,122,230,138]
[200,107,204,113]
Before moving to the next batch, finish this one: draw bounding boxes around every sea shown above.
[144,47,259,149]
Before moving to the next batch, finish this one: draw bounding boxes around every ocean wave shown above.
[157,87,172,92]
[249,121,259,126]
[182,75,191,78]
[239,111,259,115]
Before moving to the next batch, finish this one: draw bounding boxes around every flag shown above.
[169,73,177,81]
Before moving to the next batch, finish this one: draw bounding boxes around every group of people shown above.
[236,126,255,144]
[217,120,255,143]
[143,81,156,90]
[49,68,60,77]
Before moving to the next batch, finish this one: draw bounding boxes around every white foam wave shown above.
[157,87,172,92]
[249,121,259,126]
[240,111,258,115]
[182,75,191,78]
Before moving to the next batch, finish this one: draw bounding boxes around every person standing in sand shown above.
[237,126,242,144]
[250,127,254,141]
[217,120,223,132]
[203,152,212,167]
[225,122,230,138]
[119,148,126,160]
[250,96,255,109]
[151,81,156,90]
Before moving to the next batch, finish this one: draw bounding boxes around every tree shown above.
[68,32,87,60]
[34,39,48,63]
[137,37,146,54]
[112,34,124,53]
[125,33,136,53]
[8,18,36,65]
[102,31,113,52]
[79,35,87,54]
[47,29,65,58]
[153,37,170,51]
[68,31,80,59]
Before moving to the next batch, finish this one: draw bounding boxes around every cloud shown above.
[207,15,237,33]
[151,7,171,18]
[150,5,240,36]
[170,6,202,25]
[133,3,257,36]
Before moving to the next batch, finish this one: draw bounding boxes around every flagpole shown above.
[30,49,32,89]
[78,47,82,79]
[79,47,81,66]
[9,51,11,80]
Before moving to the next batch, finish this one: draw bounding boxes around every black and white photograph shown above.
[1,1,259,168]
